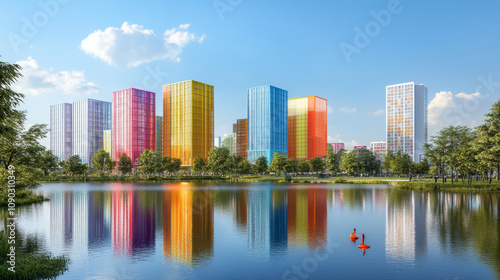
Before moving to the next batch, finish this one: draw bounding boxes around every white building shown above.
[386,82,428,162]
[369,141,386,161]
[214,136,222,148]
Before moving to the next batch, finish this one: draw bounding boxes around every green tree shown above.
[309,156,325,173]
[91,148,115,175]
[207,146,231,175]
[297,159,311,173]
[138,149,164,175]
[268,152,287,175]
[284,158,298,173]
[382,150,396,175]
[255,156,268,174]
[117,153,133,175]
[0,59,25,137]
[356,148,378,174]
[60,155,88,176]
[193,156,206,174]
[475,100,500,183]
[39,150,59,176]
[237,158,252,175]
[231,155,244,174]
[326,150,342,175]
[340,151,358,175]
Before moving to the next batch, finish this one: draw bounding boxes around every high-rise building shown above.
[386,82,428,162]
[214,136,222,148]
[156,116,163,156]
[222,133,236,155]
[72,99,112,167]
[235,119,248,158]
[370,141,386,161]
[328,143,345,153]
[103,129,112,157]
[247,85,288,164]
[163,80,214,166]
[50,103,72,162]
[113,88,156,166]
[288,96,327,160]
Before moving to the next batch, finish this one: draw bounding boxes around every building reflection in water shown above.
[232,190,248,234]
[162,183,214,267]
[385,191,428,264]
[287,188,327,251]
[111,185,156,257]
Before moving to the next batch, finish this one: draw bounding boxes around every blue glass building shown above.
[50,103,73,162]
[247,85,288,164]
[72,99,112,167]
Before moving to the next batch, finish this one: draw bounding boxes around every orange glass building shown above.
[235,119,247,158]
[288,96,327,159]
[163,80,214,166]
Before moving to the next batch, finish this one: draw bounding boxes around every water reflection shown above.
[9,183,498,279]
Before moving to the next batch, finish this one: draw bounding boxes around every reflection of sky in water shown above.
[1,182,498,280]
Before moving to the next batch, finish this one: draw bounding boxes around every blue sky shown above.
[2,0,500,149]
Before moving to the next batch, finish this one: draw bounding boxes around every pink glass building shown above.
[328,143,345,153]
[113,88,155,167]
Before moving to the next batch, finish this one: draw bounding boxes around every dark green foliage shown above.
[117,153,133,175]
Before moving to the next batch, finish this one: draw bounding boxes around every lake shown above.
[2,182,499,280]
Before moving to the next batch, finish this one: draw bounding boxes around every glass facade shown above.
[222,133,237,155]
[288,96,327,160]
[236,119,248,158]
[72,99,112,167]
[103,129,112,158]
[113,88,156,167]
[386,82,428,162]
[163,80,214,166]
[247,85,288,164]
[156,116,163,156]
[50,103,72,162]
[214,137,222,148]
[328,143,345,153]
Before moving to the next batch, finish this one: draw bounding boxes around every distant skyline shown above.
[2,0,500,149]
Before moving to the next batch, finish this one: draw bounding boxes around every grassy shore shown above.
[0,189,48,207]
[394,181,500,191]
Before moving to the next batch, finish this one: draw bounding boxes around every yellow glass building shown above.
[103,129,112,158]
[163,80,214,166]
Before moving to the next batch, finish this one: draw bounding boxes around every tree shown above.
[475,100,500,183]
[91,148,115,175]
[0,59,25,137]
[284,158,298,173]
[382,150,396,176]
[39,150,59,176]
[60,155,88,176]
[231,155,244,174]
[309,156,325,173]
[237,158,252,175]
[340,151,358,175]
[255,156,268,174]
[138,149,164,175]
[268,152,287,175]
[193,156,206,174]
[117,153,133,175]
[297,159,311,173]
[326,150,341,175]
[356,148,378,175]
[207,146,231,175]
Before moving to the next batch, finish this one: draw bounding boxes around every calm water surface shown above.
[1,182,499,280]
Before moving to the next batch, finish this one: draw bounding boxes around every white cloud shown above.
[428,91,489,136]
[327,134,359,150]
[340,107,357,113]
[456,92,480,100]
[80,22,206,67]
[12,57,98,95]
[368,109,385,116]
[328,106,334,114]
